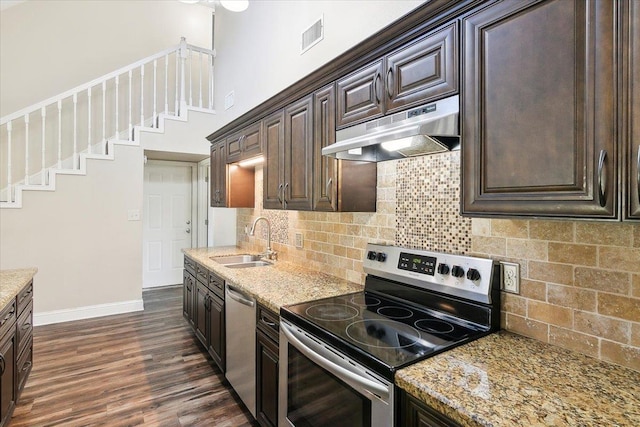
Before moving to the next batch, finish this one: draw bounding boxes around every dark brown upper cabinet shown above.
[336,21,458,129]
[263,110,286,210]
[313,84,377,212]
[226,121,263,163]
[386,22,458,114]
[623,0,640,220]
[283,96,314,210]
[263,97,313,210]
[210,141,227,208]
[461,0,618,219]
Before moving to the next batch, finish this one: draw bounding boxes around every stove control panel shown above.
[363,244,497,304]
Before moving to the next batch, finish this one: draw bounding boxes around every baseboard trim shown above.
[34,299,144,326]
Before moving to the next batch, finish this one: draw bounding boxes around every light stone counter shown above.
[396,331,640,427]
[0,268,37,311]
[183,247,363,313]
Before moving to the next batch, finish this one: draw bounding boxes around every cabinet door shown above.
[227,121,263,163]
[386,22,458,114]
[210,141,227,207]
[194,281,208,346]
[336,59,385,128]
[256,329,278,427]
[625,0,640,220]
[313,84,338,211]
[183,271,194,325]
[207,294,225,372]
[398,390,462,427]
[263,110,285,209]
[0,331,16,427]
[461,0,617,218]
[284,96,313,211]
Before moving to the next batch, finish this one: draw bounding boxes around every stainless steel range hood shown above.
[322,95,460,162]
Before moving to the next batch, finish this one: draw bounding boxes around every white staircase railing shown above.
[0,38,215,204]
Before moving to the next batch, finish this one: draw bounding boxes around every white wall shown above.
[0,0,213,115]
[0,144,144,322]
[209,0,425,130]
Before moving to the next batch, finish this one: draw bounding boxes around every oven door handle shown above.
[281,322,390,399]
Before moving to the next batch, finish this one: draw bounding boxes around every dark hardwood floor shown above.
[10,286,257,427]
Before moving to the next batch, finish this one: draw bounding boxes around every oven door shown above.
[278,320,393,427]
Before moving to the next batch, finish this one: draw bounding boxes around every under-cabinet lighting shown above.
[381,137,413,152]
[238,156,264,167]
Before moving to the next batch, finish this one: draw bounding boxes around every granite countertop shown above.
[183,247,363,313]
[396,331,640,427]
[0,268,37,311]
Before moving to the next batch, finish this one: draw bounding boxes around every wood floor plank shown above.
[10,286,258,427]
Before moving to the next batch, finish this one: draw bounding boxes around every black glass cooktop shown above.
[281,291,487,378]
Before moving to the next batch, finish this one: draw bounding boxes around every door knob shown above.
[186,228,191,233]
[186,220,191,225]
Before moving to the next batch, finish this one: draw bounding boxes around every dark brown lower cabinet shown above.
[397,389,462,427]
[207,292,225,372]
[195,281,208,346]
[182,270,195,325]
[256,305,279,427]
[0,326,16,427]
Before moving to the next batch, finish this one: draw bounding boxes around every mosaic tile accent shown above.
[395,151,472,254]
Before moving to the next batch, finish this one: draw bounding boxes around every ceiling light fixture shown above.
[238,156,264,167]
[220,0,249,12]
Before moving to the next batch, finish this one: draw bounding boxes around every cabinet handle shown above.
[1,307,15,325]
[374,73,382,104]
[636,145,640,204]
[283,183,289,209]
[386,68,393,98]
[0,354,4,375]
[21,322,32,331]
[19,288,32,304]
[239,135,245,151]
[597,149,607,207]
[326,178,333,203]
[260,315,277,328]
[277,183,283,204]
[22,361,32,372]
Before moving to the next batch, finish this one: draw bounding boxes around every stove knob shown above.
[451,265,465,278]
[466,268,481,281]
[376,252,387,262]
[367,251,377,260]
[437,263,450,275]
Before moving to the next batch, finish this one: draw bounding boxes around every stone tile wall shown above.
[236,152,640,371]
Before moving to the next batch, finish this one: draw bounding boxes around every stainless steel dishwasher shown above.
[224,283,256,417]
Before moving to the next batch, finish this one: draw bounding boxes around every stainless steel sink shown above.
[225,261,272,269]
[211,254,272,268]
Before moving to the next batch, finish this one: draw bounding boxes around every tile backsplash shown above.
[236,152,640,372]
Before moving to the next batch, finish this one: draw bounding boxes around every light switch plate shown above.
[127,209,140,221]
[224,90,235,110]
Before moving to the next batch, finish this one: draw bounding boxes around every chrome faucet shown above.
[246,216,277,260]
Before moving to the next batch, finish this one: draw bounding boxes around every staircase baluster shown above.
[73,93,80,169]
[7,121,12,201]
[87,87,92,154]
[140,64,145,127]
[189,48,193,107]
[164,54,169,115]
[115,75,119,140]
[199,51,203,108]
[102,81,106,153]
[57,100,62,168]
[179,37,187,116]
[41,107,46,185]
[129,69,133,141]
[24,114,29,185]
[174,52,179,116]
[209,53,214,110]
[153,59,158,128]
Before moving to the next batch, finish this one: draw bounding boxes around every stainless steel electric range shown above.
[278,243,501,427]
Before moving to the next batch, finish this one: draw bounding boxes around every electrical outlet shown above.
[501,262,520,294]
[295,232,304,249]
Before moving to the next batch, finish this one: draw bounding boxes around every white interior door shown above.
[143,161,194,288]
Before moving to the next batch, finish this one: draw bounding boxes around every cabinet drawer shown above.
[184,256,196,275]
[16,335,33,395]
[196,263,209,284]
[208,272,225,299]
[16,301,33,357]
[0,301,16,341]
[17,281,33,316]
[257,305,279,343]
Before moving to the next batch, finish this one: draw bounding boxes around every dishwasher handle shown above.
[281,321,389,399]
[226,285,255,307]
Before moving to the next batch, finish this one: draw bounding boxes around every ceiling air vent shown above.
[301,15,324,54]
